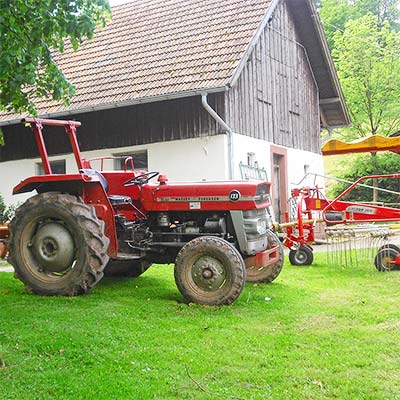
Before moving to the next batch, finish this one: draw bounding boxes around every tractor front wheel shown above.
[174,236,246,305]
[8,193,109,296]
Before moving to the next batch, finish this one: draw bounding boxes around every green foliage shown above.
[318,1,400,141]
[318,0,353,49]
[0,0,111,115]
[319,0,400,48]
[0,194,16,223]
[328,152,400,203]
[1,260,400,398]
[332,15,400,138]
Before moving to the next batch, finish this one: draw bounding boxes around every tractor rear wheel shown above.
[245,230,284,283]
[8,193,109,296]
[174,236,246,305]
[104,259,151,277]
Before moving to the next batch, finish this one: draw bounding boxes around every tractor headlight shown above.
[256,218,268,235]
[243,209,270,238]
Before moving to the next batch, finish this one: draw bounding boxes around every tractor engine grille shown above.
[243,208,269,240]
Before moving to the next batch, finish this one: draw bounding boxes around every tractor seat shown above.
[79,169,109,192]
[79,169,132,206]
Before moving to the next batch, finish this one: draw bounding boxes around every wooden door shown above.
[271,146,288,223]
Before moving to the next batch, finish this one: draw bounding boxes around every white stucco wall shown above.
[0,132,324,207]
[232,133,272,179]
[0,135,228,206]
[286,147,325,190]
[232,133,325,186]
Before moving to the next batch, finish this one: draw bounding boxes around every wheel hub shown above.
[381,255,393,269]
[31,222,75,273]
[192,256,226,291]
[295,251,307,263]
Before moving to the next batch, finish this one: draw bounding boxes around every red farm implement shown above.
[4,118,284,305]
[282,135,400,269]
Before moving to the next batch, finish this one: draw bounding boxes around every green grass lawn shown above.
[1,255,400,400]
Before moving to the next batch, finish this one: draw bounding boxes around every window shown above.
[113,150,148,171]
[36,160,66,175]
[247,152,256,166]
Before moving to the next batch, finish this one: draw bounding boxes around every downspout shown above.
[201,93,234,180]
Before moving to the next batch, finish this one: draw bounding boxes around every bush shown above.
[0,194,16,223]
[328,152,400,204]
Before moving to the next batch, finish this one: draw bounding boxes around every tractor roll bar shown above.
[23,118,81,127]
[23,118,83,174]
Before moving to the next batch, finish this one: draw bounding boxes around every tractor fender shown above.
[12,174,118,257]
[13,173,93,195]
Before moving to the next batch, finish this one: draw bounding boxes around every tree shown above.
[332,15,400,201]
[318,1,400,202]
[328,152,400,204]
[0,0,111,116]
[333,15,400,139]
[319,0,400,48]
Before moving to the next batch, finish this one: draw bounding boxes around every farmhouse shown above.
[0,0,349,221]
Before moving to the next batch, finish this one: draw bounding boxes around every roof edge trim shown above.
[0,86,227,127]
[227,0,280,88]
[307,0,351,126]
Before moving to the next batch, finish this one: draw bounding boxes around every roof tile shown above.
[0,0,272,123]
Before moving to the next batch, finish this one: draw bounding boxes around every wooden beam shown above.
[320,97,340,105]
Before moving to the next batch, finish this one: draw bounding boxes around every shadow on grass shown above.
[99,274,183,302]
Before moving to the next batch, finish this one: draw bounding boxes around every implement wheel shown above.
[245,230,284,283]
[289,246,314,266]
[378,243,400,253]
[174,236,245,305]
[8,193,109,296]
[374,248,400,271]
[104,259,151,278]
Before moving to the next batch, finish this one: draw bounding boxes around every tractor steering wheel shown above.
[123,171,160,186]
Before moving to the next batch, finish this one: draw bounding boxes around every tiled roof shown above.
[0,0,272,123]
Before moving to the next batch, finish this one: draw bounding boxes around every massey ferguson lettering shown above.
[156,194,255,202]
[157,196,223,202]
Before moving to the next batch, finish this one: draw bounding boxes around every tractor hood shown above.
[140,180,271,212]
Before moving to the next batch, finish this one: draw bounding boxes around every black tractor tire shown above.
[174,236,246,306]
[104,259,152,278]
[245,230,284,283]
[374,247,400,271]
[8,193,109,296]
[289,246,314,266]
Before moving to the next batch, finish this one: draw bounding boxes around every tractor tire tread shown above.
[174,236,245,305]
[8,192,109,296]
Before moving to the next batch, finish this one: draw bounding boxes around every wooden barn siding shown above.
[0,94,225,162]
[225,0,320,153]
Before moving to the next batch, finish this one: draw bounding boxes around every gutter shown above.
[0,86,227,127]
[201,93,234,180]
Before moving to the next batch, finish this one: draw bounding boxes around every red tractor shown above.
[6,118,283,305]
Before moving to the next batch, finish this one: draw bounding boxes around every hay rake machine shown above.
[281,135,400,270]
